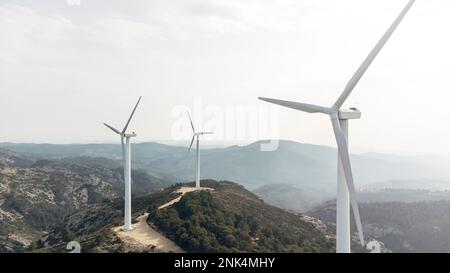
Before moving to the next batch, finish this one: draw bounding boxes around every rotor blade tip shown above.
[258,97,273,103]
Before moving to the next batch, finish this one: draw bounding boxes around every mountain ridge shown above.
[33,180,334,253]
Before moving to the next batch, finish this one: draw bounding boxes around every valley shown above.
[2,140,450,253]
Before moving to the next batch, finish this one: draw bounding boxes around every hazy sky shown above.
[1,0,449,157]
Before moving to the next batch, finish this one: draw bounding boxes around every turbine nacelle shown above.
[338,108,361,120]
[194,132,214,136]
[102,124,137,138]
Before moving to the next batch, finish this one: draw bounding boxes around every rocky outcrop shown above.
[0,150,123,252]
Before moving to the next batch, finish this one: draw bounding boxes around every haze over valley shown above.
[2,140,450,252]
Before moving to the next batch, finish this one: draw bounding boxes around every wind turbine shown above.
[103,96,142,231]
[186,112,213,188]
[259,0,415,253]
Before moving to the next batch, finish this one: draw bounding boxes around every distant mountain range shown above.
[358,188,450,203]
[255,182,450,213]
[2,140,450,194]
[4,142,450,253]
[362,179,450,191]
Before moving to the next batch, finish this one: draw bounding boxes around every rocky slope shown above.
[0,149,172,252]
[309,200,450,252]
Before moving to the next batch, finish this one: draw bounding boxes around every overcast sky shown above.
[1,0,449,157]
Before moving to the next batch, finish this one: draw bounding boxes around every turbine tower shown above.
[103,96,142,231]
[259,0,415,253]
[186,112,213,188]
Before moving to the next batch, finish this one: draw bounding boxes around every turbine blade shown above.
[122,96,142,134]
[199,132,214,135]
[103,123,121,135]
[258,97,331,114]
[330,117,365,246]
[332,0,415,110]
[187,112,195,133]
[187,135,195,155]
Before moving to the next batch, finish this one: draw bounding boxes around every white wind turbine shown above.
[103,96,142,231]
[259,0,415,253]
[186,112,213,188]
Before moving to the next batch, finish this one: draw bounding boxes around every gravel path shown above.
[113,186,213,252]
